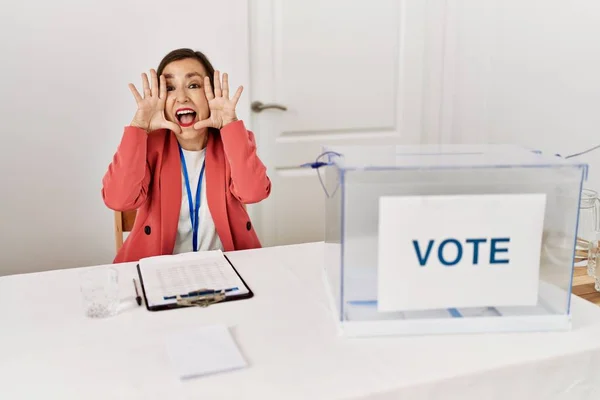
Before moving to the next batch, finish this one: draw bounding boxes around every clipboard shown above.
[136,252,254,312]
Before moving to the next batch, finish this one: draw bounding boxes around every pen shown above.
[133,279,142,306]
[163,287,238,301]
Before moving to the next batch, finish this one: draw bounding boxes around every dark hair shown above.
[157,48,216,91]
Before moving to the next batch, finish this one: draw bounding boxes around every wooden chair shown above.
[114,210,137,253]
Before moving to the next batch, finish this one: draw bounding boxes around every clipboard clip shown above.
[175,291,227,308]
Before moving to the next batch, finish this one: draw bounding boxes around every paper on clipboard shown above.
[138,250,250,308]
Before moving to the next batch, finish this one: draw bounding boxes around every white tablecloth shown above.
[1,242,600,399]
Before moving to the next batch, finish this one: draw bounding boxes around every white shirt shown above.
[173,148,224,254]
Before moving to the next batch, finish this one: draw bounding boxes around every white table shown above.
[2,242,600,399]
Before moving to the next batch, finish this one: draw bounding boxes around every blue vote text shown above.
[412,238,510,266]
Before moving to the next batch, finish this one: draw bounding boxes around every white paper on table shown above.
[165,325,248,380]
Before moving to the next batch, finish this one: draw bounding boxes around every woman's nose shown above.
[175,89,189,103]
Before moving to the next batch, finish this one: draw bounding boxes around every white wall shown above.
[3,0,600,275]
[0,0,250,275]
[427,0,600,192]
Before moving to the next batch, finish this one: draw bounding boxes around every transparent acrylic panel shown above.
[324,164,343,321]
[327,144,581,170]
[340,165,584,322]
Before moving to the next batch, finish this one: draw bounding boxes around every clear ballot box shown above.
[320,144,588,337]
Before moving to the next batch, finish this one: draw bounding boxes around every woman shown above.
[102,48,271,263]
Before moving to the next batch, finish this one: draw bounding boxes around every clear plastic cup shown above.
[80,268,119,318]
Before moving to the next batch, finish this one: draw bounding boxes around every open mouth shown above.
[176,108,197,127]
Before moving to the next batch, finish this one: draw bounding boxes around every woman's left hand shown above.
[194,71,243,130]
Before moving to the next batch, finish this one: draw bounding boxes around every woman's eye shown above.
[166,86,175,92]
[189,83,201,89]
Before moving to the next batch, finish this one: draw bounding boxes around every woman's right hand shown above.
[128,69,181,134]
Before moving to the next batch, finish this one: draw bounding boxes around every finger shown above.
[165,121,182,134]
[213,70,222,97]
[231,86,244,106]
[222,73,229,99]
[150,69,159,97]
[194,118,214,130]
[142,73,151,97]
[165,92,176,110]
[204,76,214,100]
[128,83,143,104]
[159,75,167,100]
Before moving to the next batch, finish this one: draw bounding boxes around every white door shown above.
[249,0,433,247]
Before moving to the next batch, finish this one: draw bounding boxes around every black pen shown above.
[162,287,239,300]
[133,279,142,306]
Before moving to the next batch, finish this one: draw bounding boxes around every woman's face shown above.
[162,58,210,139]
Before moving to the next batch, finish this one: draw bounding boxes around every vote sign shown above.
[377,193,546,312]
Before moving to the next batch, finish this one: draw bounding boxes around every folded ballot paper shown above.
[165,325,247,379]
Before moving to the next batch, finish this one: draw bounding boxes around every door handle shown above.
[251,101,288,113]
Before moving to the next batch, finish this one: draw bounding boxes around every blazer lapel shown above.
[160,132,182,255]
[206,131,234,251]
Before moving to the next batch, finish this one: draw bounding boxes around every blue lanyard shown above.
[178,144,206,252]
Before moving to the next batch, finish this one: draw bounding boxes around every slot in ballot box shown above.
[320,144,588,337]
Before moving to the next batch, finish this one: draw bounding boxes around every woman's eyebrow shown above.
[163,72,203,79]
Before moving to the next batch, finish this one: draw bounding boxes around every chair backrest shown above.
[114,210,137,253]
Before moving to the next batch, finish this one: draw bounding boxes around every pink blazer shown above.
[102,120,271,263]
